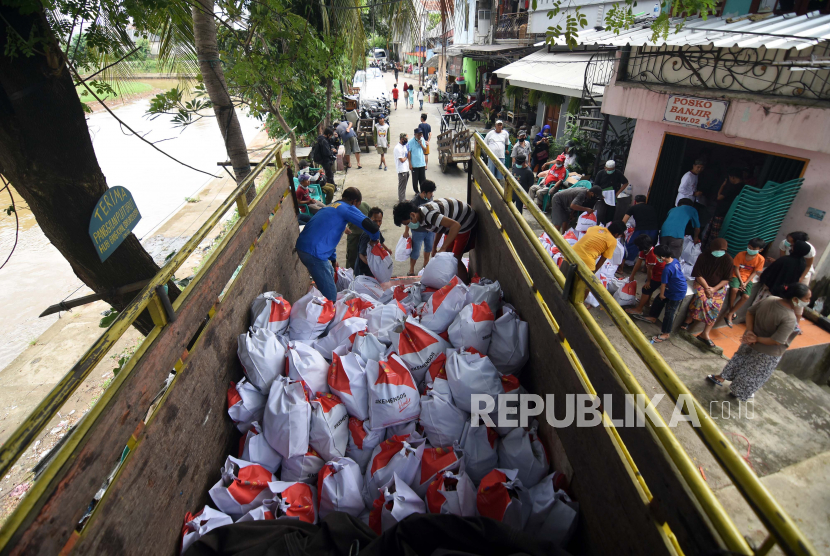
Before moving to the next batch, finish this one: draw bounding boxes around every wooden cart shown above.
[436,112,472,174]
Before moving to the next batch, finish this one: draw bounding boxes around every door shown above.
[544,104,560,136]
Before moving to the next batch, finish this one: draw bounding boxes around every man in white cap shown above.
[484,119,510,184]
[593,159,629,225]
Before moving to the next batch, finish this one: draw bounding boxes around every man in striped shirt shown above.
[393,198,478,283]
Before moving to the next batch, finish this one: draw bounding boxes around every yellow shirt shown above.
[572,226,617,270]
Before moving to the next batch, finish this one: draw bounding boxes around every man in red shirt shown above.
[625,235,668,317]
[392,84,399,110]
[296,175,325,213]
[529,154,569,208]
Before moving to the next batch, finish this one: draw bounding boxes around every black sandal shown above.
[679,322,691,331]
[696,335,716,348]
[706,374,724,386]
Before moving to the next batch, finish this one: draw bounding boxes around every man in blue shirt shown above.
[660,198,700,258]
[638,244,687,343]
[418,114,432,169]
[408,127,427,195]
[295,187,379,301]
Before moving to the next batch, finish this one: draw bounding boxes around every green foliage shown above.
[148,84,212,126]
[99,308,119,328]
[4,205,15,217]
[528,89,565,108]
[560,119,596,175]
[567,97,581,115]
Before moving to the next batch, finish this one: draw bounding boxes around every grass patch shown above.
[77,81,153,102]
[185,196,201,203]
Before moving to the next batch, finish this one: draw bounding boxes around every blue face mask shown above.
[746,249,759,256]
[408,222,420,230]
[606,169,614,175]
[783,239,791,248]
[656,257,664,264]
[711,250,726,258]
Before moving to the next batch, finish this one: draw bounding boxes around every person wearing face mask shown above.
[777,231,815,286]
[635,244,687,344]
[724,238,766,327]
[707,283,811,400]
[512,131,531,168]
[678,238,734,347]
[593,160,629,225]
[394,132,410,202]
[531,125,552,173]
[401,180,437,275]
[754,240,811,319]
[528,155,569,208]
[562,141,577,169]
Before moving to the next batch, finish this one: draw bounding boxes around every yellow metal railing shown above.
[472,134,816,556]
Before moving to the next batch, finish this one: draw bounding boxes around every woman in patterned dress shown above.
[679,238,733,347]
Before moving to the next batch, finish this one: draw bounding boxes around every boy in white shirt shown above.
[374,115,390,171]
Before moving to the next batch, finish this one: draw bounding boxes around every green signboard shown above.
[88,186,142,262]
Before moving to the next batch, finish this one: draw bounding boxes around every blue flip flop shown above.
[706,374,724,386]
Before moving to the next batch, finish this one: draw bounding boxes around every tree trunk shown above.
[0,5,174,335]
[324,77,333,130]
[191,0,253,200]
[266,87,299,170]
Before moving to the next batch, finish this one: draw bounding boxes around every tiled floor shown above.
[709,318,830,358]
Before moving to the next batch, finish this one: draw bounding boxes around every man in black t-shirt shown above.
[622,195,659,264]
[511,155,535,214]
[593,160,629,225]
[705,167,744,246]
[418,114,432,169]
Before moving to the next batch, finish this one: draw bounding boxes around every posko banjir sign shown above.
[88,186,142,262]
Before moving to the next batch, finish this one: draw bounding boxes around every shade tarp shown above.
[494,49,608,98]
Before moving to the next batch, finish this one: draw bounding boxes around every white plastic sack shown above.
[327,351,369,420]
[352,332,387,363]
[446,350,502,414]
[390,317,450,386]
[418,277,468,334]
[228,378,266,433]
[612,280,638,307]
[488,304,529,375]
[364,434,425,505]
[309,393,349,461]
[681,261,695,280]
[289,288,336,340]
[313,317,367,360]
[420,252,459,289]
[447,301,495,354]
[425,470,477,517]
[367,243,394,284]
[394,236,413,262]
[369,472,426,534]
[266,481,318,524]
[280,448,325,484]
[335,267,354,293]
[346,417,385,474]
[317,457,365,519]
[421,352,453,402]
[365,355,421,430]
[476,468,531,529]
[606,276,627,295]
[490,376,527,438]
[240,421,283,473]
[208,456,276,520]
[412,445,463,497]
[250,292,291,335]
[349,275,385,300]
[385,421,419,440]
[287,341,330,399]
[466,278,502,314]
[262,376,311,459]
[526,472,579,547]
[497,424,549,488]
[327,293,375,332]
[419,391,468,449]
[460,420,499,485]
[181,506,233,554]
[365,302,407,345]
[237,327,286,393]
[575,211,597,232]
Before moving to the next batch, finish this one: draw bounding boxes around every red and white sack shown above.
[236,501,277,522]
[250,292,291,335]
[446,350,503,414]
[364,434,425,505]
[181,506,233,554]
[394,235,413,262]
[612,279,638,307]
[346,417,384,474]
[526,472,579,547]
[240,421,283,473]
[365,301,407,345]
[349,275,385,301]
[327,351,369,420]
[289,288,336,340]
[413,445,463,497]
[280,448,324,484]
[266,481,318,524]
[287,341,329,399]
[476,468,531,529]
[575,211,597,232]
[563,229,578,245]
[488,304,529,375]
[490,375,526,437]
[317,457,365,519]
[262,376,311,459]
[309,393,349,461]
[426,470,477,517]
[367,243,394,284]
[460,421,499,484]
[418,277,468,334]
[419,391,468,449]
[447,301,495,354]
[352,331,387,363]
[465,278,502,314]
[328,293,375,332]
[237,327,286,393]
[208,456,276,520]
[497,424,549,488]
[227,378,266,433]
[313,317,367,360]
[385,420,419,440]
[421,353,453,402]
[335,267,354,293]
[421,251,459,289]
[366,355,421,430]
[369,472,426,534]
[390,318,450,386]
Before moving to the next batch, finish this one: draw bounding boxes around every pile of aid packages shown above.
[181,252,578,553]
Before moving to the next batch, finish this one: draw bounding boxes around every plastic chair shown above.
[308,184,324,202]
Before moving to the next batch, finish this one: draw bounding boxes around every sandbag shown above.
[240,421,282,473]
[346,417,385,474]
[352,331,387,363]
[412,445,463,497]
[181,506,233,554]
[394,235,413,262]
[266,481,318,524]
[488,304,529,375]
[526,472,579,547]
[447,301,495,354]
[237,327,286,393]
[365,355,421,430]
[364,434,425,505]
[367,243,394,284]
[335,267,354,293]
[262,376,311,459]
[287,341,330,399]
[420,252,458,289]
[289,288,336,340]
[327,351,369,420]
[425,470,477,517]
[421,352,453,402]
[418,277,468,334]
[445,350,502,414]
[313,317,367,360]
[317,457,365,519]
[250,292,291,335]
[369,472,426,534]
[476,468,531,529]
[465,278,502,314]
[208,456,276,520]
[460,420,499,485]
[280,448,324,484]
[390,317,450,386]
[418,391,468,449]
[365,302,407,345]
[309,393,349,461]
[227,378,266,433]
[497,424,549,488]
[575,211,597,232]
[612,279,638,307]
[349,275,385,300]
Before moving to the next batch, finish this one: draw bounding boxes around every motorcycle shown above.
[444,98,480,121]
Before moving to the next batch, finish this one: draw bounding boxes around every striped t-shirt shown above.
[419,198,478,234]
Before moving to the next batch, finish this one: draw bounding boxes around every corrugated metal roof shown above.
[577,11,830,51]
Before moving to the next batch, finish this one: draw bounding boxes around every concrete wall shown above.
[529,0,626,35]
[454,0,476,45]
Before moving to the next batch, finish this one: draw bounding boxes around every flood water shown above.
[0,91,262,370]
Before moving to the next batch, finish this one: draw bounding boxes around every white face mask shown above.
[794,298,810,309]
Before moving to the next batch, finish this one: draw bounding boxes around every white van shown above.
[372,48,387,63]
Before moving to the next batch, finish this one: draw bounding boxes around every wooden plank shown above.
[3,171,300,556]
[471,164,723,555]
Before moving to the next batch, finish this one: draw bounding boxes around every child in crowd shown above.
[295,175,325,213]
[725,238,766,327]
[637,244,687,343]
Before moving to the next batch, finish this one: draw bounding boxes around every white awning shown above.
[495,49,607,98]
